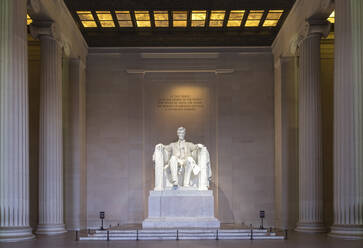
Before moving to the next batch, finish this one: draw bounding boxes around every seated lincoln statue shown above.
[153,127,212,190]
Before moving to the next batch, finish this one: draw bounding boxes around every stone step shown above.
[80,228,285,241]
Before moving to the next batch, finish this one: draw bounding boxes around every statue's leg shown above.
[169,156,178,185]
[183,157,195,187]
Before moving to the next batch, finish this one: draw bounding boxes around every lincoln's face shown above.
[177,128,186,141]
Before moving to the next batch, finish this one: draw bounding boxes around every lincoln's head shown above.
[177,127,186,141]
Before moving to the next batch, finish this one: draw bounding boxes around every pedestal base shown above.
[295,222,327,233]
[0,226,34,242]
[328,225,363,240]
[142,190,220,229]
[36,224,67,235]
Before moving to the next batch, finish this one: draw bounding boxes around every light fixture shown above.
[227,10,245,27]
[115,11,133,27]
[245,10,264,27]
[154,11,169,27]
[134,11,151,27]
[173,11,187,27]
[191,10,207,27]
[77,11,97,28]
[209,10,225,27]
[263,10,283,27]
[96,11,115,27]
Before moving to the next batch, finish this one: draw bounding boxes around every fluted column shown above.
[0,0,35,242]
[329,0,363,239]
[30,22,66,235]
[295,20,330,233]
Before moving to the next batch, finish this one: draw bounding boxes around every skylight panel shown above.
[327,10,335,23]
[173,11,187,27]
[245,10,264,27]
[154,11,169,27]
[77,11,97,28]
[263,10,284,27]
[209,10,225,27]
[227,10,245,27]
[115,11,133,27]
[191,10,207,27]
[27,14,32,25]
[96,11,115,27]
[134,11,151,27]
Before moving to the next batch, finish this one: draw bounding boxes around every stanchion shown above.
[176,229,179,240]
[136,229,139,241]
[250,224,253,240]
[107,230,110,241]
[216,229,219,240]
[75,230,79,241]
[284,229,288,240]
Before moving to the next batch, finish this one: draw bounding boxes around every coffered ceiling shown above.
[63,0,296,47]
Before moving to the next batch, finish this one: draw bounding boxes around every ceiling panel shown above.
[64,0,296,47]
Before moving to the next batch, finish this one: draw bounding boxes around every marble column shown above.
[329,0,363,239]
[30,22,67,235]
[0,0,35,242]
[64,59,87,230]
[295,20,330,233]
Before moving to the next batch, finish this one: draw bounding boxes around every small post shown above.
[136,229,139,241]
[99,211,105,230]
[269,227,272,233]
[107,230,110,241]
[87,228,90,234]
[216,229,219,240]
[176,229,179,240]
[250,224,253,240]
[259,210,265,229]
[284,229,288,240]
[75,230,79,241]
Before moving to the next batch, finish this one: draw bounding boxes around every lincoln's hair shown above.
[177,127,186,133]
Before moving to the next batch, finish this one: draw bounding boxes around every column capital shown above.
[29,21,58,40]
[290,19,331,56]
[302,19,331,39]
[29,21,72,57]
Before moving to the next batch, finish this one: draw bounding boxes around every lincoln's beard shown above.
[178,133,185,141]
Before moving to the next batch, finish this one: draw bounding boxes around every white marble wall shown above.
[86,48,275,227]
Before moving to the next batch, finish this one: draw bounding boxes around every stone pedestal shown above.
[142,190,220,229]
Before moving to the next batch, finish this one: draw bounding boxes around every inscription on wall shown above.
[157,95,204,111]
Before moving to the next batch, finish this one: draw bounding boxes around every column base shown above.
[0,226,35,242]
[328,225,363,240]
[295,222,327,233]
[36,224,67,235]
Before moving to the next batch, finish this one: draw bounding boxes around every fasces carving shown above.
[152,127,212,190]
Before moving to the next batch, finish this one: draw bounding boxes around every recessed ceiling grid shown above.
[74,9,285,29]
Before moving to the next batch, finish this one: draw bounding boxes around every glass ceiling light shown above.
[27,14,32,25]
[115,11,133,27]
[263,10,284,27]
[191,10,207,27]
[327,10,335,23]
[173,11,187,27]
[209,10,226,27]
[245,10,264,27]
[154,11,169,27]
[96,11,115,27]
[77,11,97,28]
[227,10,245,27]
[134,11,151,27]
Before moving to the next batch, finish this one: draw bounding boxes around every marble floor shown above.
[1,231,362,248]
